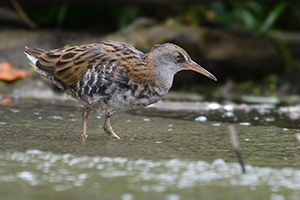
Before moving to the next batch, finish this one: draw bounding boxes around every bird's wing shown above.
[32,43,115,86]
[25,41,154,99]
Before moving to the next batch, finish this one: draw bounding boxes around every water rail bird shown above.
[25,41,217,141]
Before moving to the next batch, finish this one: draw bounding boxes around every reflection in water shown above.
[0,150,300,199]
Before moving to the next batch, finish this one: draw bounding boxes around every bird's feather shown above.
[24,41,158,104]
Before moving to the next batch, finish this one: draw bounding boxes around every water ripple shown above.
[0,150,300,194]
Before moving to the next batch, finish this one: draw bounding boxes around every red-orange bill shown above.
[186,61,217,81]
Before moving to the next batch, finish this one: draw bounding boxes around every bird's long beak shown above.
[186,60,217,81]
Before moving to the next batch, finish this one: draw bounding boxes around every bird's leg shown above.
[103,115,121,140]
[82,107,92,142]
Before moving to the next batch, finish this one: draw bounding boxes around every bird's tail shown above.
[24,46,45,66]
[24,46,55,78]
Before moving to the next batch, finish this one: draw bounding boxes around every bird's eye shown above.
[176,54,182,59]
[175,53,185,63]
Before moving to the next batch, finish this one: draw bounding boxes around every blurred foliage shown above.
[232,74,281,96]
[183,1,293,33]
[19,1,300,32]
[23,5,142,33]
[117,6,139,28]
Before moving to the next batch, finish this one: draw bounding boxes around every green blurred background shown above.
[1,0,300,102]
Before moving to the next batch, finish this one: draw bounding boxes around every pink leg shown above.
[103,115,121,139]
[82,108,92,142]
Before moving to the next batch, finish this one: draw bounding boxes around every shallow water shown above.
[0,99,300,199]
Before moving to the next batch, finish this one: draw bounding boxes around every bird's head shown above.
[150,43,217,81]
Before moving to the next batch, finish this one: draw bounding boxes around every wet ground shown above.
[0,99,300,199]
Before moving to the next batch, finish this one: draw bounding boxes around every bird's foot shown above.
[104,115,121,140]
[81,134,88,143]
[104,125,121,139]
[110,133,121,140]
